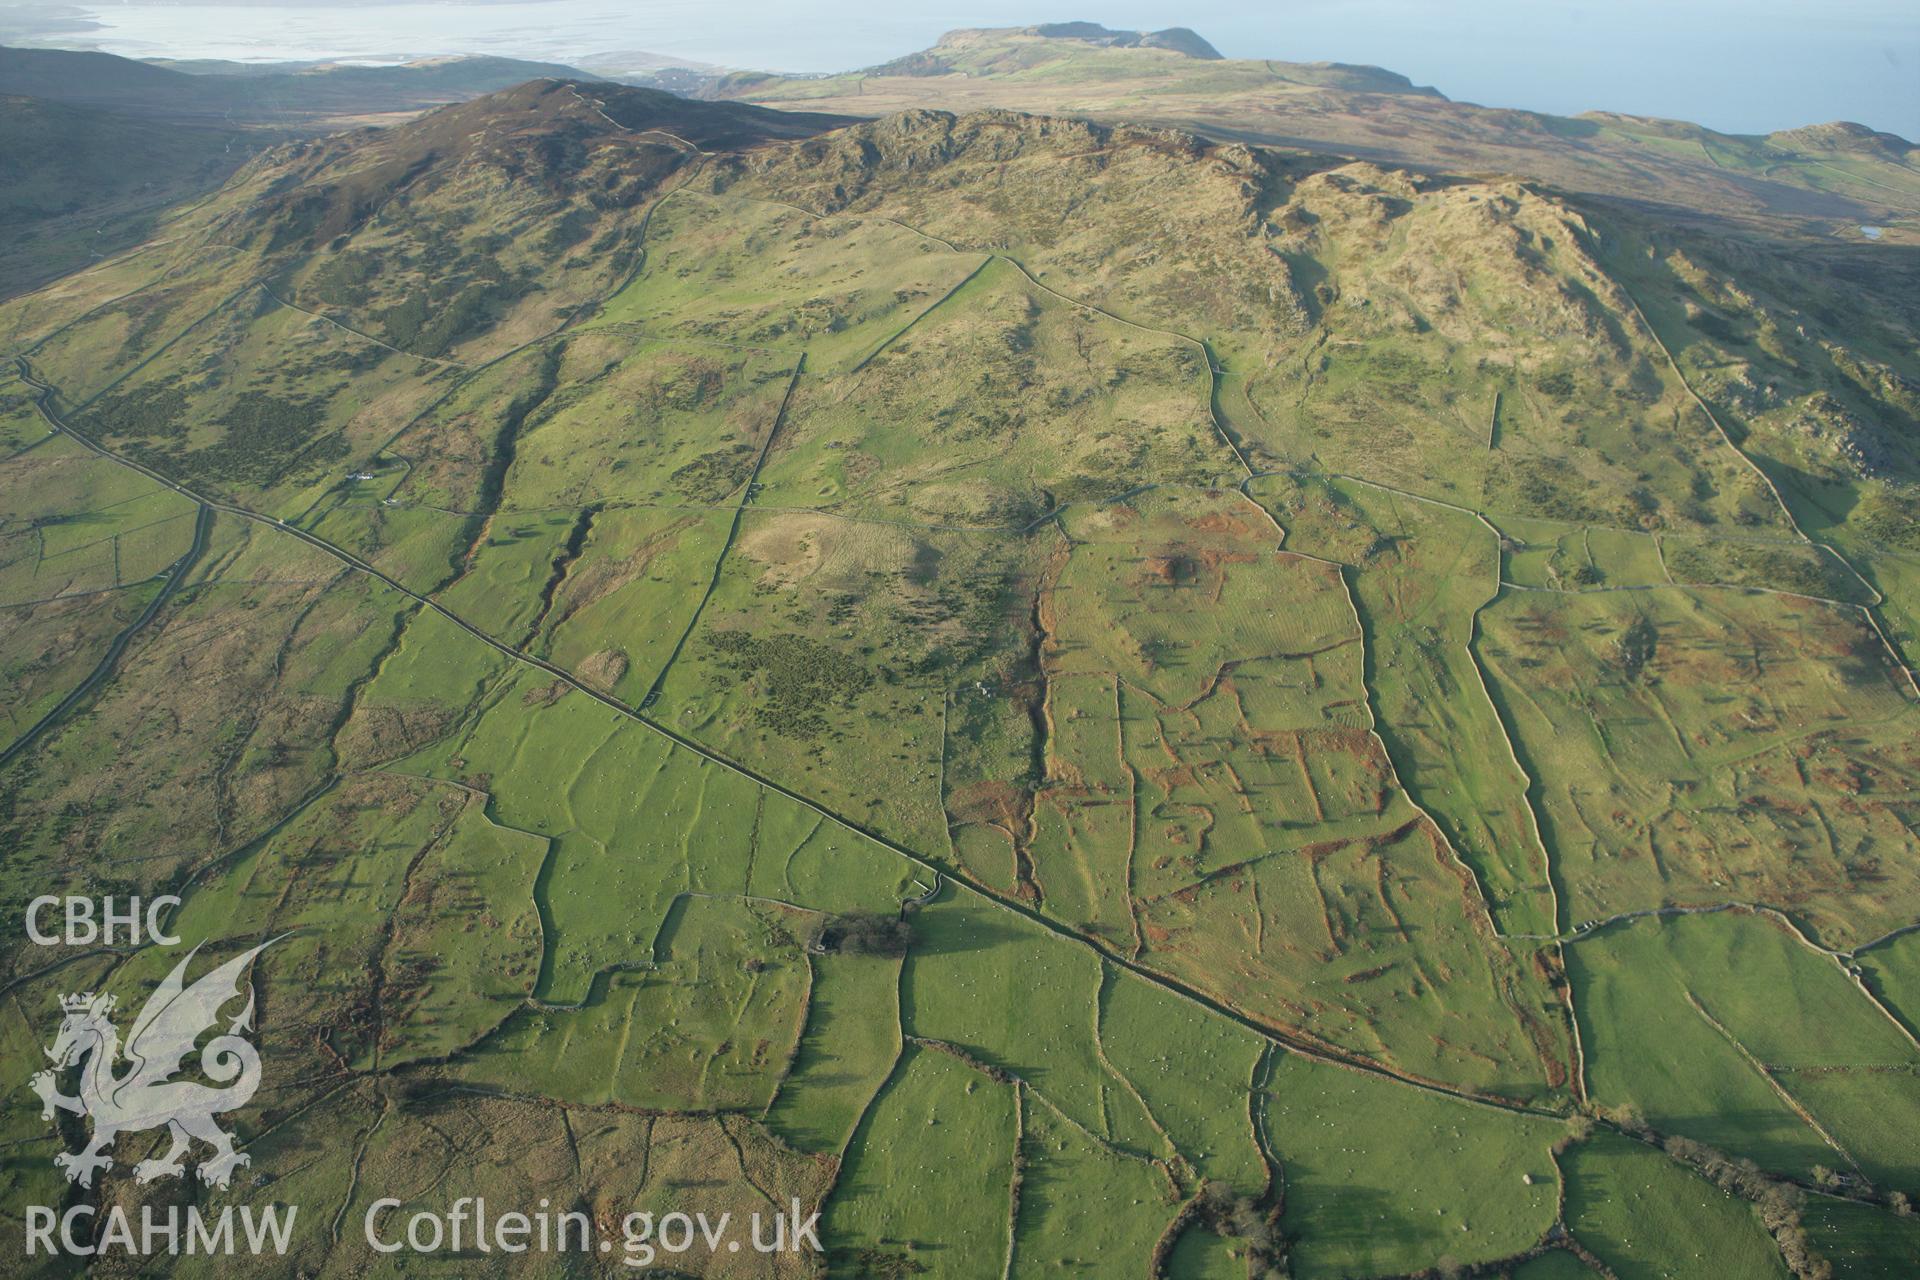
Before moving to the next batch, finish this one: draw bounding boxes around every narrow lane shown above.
[14,351,1565,1121]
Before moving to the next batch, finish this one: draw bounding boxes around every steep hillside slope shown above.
[0,93,246,295]
[0,46,755,296]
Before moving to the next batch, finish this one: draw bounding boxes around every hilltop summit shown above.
[865,22,1226,76]
[1766,119,1916,160]
[1026,22,1223,59]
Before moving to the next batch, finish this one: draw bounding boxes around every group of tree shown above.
[818,911,913,956]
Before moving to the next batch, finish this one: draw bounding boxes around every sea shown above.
[8,0,1915,138]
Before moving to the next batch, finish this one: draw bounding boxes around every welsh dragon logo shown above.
[29,940,274,1190]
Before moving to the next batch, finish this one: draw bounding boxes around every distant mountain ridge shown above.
[0,45,608,121]
[0,44,657,295]
[708,22,1434,103]
[1578,111,1916,158]
[709,24,1918,240]
[1024,22,1222,59]
[1766,119,1916,160]
[862,23,1224,76]
[214,78,851,256]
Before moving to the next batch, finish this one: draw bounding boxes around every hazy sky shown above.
[15,0,1919,137]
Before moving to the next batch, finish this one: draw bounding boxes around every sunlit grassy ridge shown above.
[717,24,1920,246]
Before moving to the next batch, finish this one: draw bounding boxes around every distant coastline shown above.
[2,0,1913,136]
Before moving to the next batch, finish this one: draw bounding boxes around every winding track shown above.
[638,355,805,710]
[1613,276,1919,699]
[13,156,1918,1125]
[12,350,1564,1121]
[0,487,211,769]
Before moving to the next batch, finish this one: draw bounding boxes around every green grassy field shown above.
[1511,1250,1600,1278]
[1480,584,1920,948]
[1012,1087,1178,1274]
[827,1044,1018,1277]
[1249,473,1560,941]
[1097,963,1269,1193]
[1861,930,1920,1042]
[764,944,904,1154]
[1265,1051,1563,1278]
[1562,1134,1789,1280]
[1801,1196,1920,1278]
[1569,912,1920,1188]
